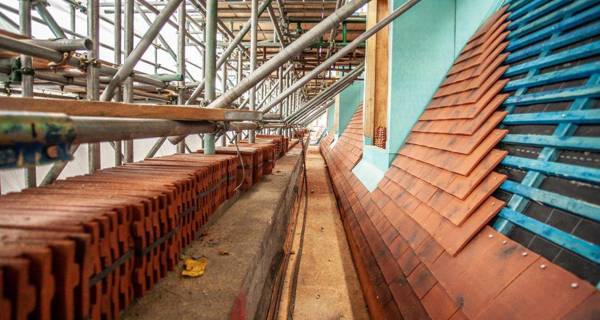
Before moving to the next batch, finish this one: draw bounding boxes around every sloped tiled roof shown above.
[386,6,511,257]
[320,3,600,319]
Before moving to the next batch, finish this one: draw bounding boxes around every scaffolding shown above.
[0,0,419,191]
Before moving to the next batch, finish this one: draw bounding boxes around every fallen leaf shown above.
[181,257,208,277]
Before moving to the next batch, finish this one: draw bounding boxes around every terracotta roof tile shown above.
[421,283,460,320]
[398,248,420,276]
[437,50,509,98]
[428,196,505,255]
[429,65,508,109]
[444,43,510,87]
[400,129,507,175]
[447,26,510,77]
[407,263,438,299]
[560,292,600,320]
[459,7,508,54]
[427,172,507,225]
[476,257,596,319]
[317,4,598,318]
[414,237,444,268]
[419,88,508,123]
[430,227,539,318]
[389,278,431,319]
[393,150,506,200]
[407,112,507,154]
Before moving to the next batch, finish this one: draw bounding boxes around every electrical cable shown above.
[233,131,246,192]
[286,131,309,320]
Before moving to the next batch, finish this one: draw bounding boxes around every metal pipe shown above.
[20,0,35,188]
[249,0,258,143]
[70,1,76,36]
[100,0,184,101]
[229,121,260,132]
[0,34,66,63]
[73,117,218,143]
[114,0,123,165]
[256,79,279,109]
[33,1,68,38]
[263,0,420,113]
[124,0,134,162]
[41,144,78,186]
[286,63,363,122]
[277,66,283,116]
[26,38,94,51]
[145,137,167,158]
[296,77,359,124]
[0,3,163,69]
[267,4,285,47]
[203,0,217,154]
[0,10,19,31]
[326,0,345,59]
[135,0,205,50]
[206,0,369,109]
[87,0,101,173]
[135,1,177,61]
[0,34,170,90]
[185,0,272,104]
[189,0,246,54]
[221,60,228,94]
[237,50,243,84]
[132,0,200,82]
[176,0,186,154]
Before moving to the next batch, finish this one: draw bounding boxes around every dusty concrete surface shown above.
[277,147,369,320]
[123,147,303,320]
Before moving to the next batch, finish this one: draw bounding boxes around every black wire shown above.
[233,132,246,192]
[287,132,309,320]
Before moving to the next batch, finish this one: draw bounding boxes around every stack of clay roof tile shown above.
[256,134,288,158]
[320,7,599,319]
[0,137,284,319]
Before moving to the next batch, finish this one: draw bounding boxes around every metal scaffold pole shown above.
[262,0,420,115]
[177,0,187,153]
[100,0,184,102]
[20,0,35,187]
[124,0,135,162]
[114,0,123,166]
[203,0,217,154]
[87,0,101,173]
[249,0,258,143]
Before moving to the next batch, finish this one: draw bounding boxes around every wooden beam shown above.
[0,96,262,121]
[364,0,389,143]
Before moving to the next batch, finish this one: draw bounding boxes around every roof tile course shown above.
[320,4,598,318]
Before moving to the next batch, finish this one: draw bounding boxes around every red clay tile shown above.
[561,291,600,320]
[407,112,507,154]
[400,129,508,175]
[389,279,431,319]
[428,172,507,225]
[415,237,445,268]
[430,227,539,318]
[389,235,410,260]
[431,196,505,255]
[421,283,460,320]
[476,257,596,320]
[398,249,420,276]
[407,263,438,299]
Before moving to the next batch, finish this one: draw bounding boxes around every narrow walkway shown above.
[278,147,369,319]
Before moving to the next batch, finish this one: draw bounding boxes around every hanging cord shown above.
[233,131,246,192]
[286,131,309,320]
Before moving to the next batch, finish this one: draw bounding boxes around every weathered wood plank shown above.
[0,96,261,121]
